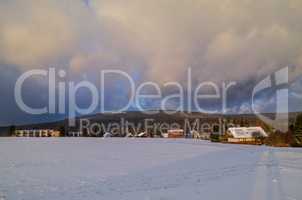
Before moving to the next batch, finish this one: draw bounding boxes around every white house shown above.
[227,127,268,143]
[161,133,169,138]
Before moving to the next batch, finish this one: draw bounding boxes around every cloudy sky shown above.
[0,0,302,126]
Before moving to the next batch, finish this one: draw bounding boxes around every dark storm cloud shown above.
[0,0,302,125]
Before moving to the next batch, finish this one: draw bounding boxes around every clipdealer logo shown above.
[14,66,291,130]
[14,68,237,126]
[252,67,289,132]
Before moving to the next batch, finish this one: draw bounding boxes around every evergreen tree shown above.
[9,125,16,136]
[59,126,66,137]
[293,114,302,147]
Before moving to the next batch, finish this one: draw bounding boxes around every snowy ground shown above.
[0,138,302,200]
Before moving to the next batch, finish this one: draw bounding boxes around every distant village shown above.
[1,111,302,147]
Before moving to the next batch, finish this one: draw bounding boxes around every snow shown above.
[228,127,268,138]
[103,132,113,138]
[0,138,302,200]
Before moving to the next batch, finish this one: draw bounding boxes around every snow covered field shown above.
[0,138,302,200]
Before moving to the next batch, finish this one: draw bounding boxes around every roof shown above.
[103,132,112,137]
[228,127,268,138]
[168,129,184,133]
[137,132,147,137]
[126,133,134,137]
